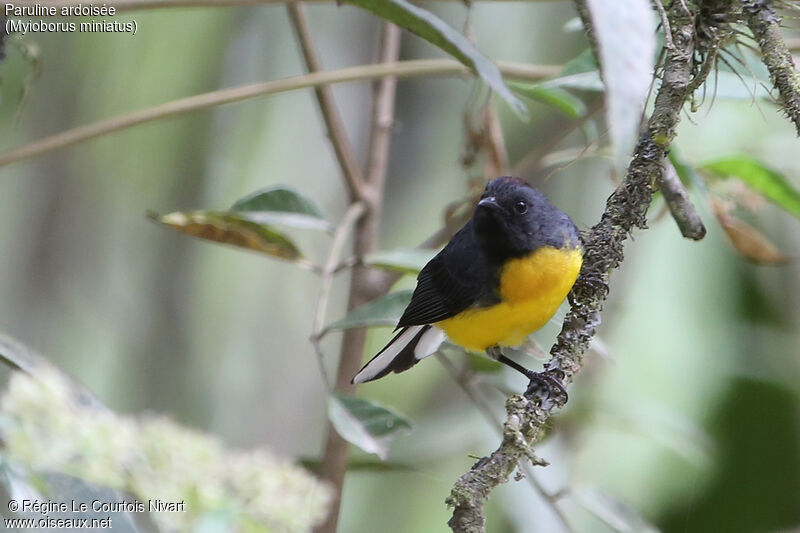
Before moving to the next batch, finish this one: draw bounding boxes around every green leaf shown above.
[536,49,604,96]
[231,186,332,232]
[701,156,800,219]
[508,82,587,118]
[562,17,584,34]
[341,0,527,119]
[559,48,598,76]
[323,290,413,334]
[0,334,104,409]
[328,393,412,460]
[584,0,656,175]
[364,248,436,274]
[0,338,140,533]
[232,186,324,217]
[540,70,604,93]
[149,211,303,260]
[0,333,41,373]
[300,457,415,473]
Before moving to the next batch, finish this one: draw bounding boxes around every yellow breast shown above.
[435,246,583,351]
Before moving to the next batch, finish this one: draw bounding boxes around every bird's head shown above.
[473,176,580,260]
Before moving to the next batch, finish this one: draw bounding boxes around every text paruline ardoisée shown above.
[6,3,117,17]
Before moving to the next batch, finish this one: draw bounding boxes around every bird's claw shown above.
[524,371,568,405]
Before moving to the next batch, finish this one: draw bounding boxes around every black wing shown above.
[397,221,499,327]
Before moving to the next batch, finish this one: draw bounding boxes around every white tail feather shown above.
[414,328,446,360]
[351,325,445,384]
[352,326,424,384]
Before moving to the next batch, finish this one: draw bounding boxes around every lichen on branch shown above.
[745,0,800,135]
[446,3,704,531]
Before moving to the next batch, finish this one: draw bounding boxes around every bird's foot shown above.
[524,370,568,405]
[488,346,570,406]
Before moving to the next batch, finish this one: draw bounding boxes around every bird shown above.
[351,176,583,393]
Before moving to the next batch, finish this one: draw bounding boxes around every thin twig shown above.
[315,22,402,533]
[686,44,719,101]
[541,139,604,182]
[0,60,558,168]
[290,257,325,274]
[309,201,366,389]
[287,1,366,201]
[657,160,706,240]
[572,0,601,73]
[653,0,674,50]
[745,0,800,135]
[436,354,498,426]
[510,99,603,179]
[447,2,704,530]
[364,23,402,209]
[482,104,510,178]
[460,96,508,183]
[493,62,560,80]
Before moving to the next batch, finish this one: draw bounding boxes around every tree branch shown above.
[572,0,600,71]
[286,1,366,201]
[309,201,367,389]
[446,3,702,531]
[0,60,556,169]
[364,23,402,211]
[315,22,402,533]
[745,0,800,135]
[436,354,575,533]
[658,159,706,240]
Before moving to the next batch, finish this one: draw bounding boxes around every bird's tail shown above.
[351,325,446,384]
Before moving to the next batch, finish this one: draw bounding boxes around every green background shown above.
[1,3,798,531]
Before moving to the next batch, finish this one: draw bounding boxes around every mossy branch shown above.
[659,160,706,240]
[745,0,800,135]
[572,0,706,243]
[446,3,703,531]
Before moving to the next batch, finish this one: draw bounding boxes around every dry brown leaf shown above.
[153,211,302,260]
[710,199,787,265]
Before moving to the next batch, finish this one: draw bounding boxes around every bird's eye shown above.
[514,201,528,214]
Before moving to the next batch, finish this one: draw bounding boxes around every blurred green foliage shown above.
[0,2,799,532]
[1,366,332,532]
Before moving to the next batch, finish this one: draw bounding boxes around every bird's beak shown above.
[478,196,501,211]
